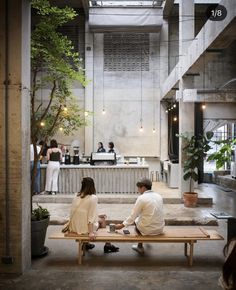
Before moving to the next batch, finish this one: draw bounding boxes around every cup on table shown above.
[109,223,116,232]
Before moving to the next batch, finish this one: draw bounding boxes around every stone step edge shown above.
[33,196,213,205]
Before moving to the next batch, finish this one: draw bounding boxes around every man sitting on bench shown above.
[115,178,165,254]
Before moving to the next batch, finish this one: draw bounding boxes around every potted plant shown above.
[177,131,213,207]
[31,203,50,257]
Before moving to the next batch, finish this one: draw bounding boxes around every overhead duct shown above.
[89,8,163,32]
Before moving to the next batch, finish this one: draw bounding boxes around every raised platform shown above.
[34,193,213,205]
[33,182,217,226]
[217,175,236,192]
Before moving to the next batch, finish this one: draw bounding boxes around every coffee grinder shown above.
[73,146,80,165]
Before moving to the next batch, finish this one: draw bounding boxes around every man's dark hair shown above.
[136,178,152,190]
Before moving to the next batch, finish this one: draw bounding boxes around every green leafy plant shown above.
[31,203,50,221]
[207,138,236,169]
[177,131,214,192]
[30,0,91,195]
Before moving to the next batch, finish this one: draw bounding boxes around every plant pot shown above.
[31,217,49,257]
[183,192,198,208]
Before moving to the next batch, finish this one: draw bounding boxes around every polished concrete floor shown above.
[0,182,236,290]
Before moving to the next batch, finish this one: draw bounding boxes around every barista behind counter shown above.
[90,152,116,165]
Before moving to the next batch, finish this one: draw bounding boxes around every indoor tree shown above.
[30,0,89,195]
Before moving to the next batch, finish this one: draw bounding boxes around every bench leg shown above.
[78,240,83,265]
[188,242,194,266]
[184,242,194,266]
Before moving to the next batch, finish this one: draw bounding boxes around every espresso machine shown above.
[73,146,80,165]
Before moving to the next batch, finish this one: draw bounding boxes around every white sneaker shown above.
[132,245,144,255]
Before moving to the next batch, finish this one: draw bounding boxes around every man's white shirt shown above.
[123,190,165,235]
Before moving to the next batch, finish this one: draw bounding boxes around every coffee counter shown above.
[40,164,149,194]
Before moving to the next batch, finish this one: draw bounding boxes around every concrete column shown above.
[160,19,169,161]
[84,21,94,155]
[178,0,195,195]
[178,79,195,194]
[0,0,31,273]
[179,0,194,57]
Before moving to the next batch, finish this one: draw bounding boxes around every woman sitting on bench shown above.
[69,177,119,253]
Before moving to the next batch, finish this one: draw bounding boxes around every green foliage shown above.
[31,203,50,221]
[177,131,213,192]
[30,0,91,195]
[207,138,236,169]
[31,0,89,144]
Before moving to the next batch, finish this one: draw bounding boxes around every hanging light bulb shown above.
[59,127,63,131]
[202,103,206,110]
[139,125,143,132]
[40,121,45,127]
[173,116,178,122]
[102,108,106,115]
[63,106,68,112]
[173,103,176,108]
[152,128,156,133]
[165,109,168,113]
[84,111,89,117]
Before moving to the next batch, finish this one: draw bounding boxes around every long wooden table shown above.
[49,226,224,266]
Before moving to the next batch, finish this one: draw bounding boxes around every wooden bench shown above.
[49,226,223,266]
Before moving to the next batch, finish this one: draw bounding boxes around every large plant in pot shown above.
[177,131,213,207]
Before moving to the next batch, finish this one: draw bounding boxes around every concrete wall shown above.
[92,32,160,157]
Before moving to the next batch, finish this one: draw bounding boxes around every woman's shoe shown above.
[85,243,95,250]
[104,244,119,253]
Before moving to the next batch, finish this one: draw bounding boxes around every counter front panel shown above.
[40,164,149,194]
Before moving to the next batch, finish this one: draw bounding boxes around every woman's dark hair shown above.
[222,239,236,289]
[79,177,96,198]
[50,139,58,148]
[108,142,114,149]
[98,142,104,148]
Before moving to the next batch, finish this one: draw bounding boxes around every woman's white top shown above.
[69,194,98,234]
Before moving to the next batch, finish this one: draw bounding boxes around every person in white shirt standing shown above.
[45,139,62,195]
[115,178,165,254]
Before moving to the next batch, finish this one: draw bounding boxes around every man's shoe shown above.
[104,244,119,253]
[85,243,95,250]
[132,245,145,255]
